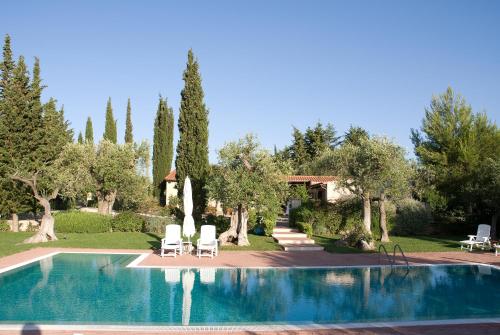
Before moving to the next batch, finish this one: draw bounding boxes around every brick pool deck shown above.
[1,248,499,334]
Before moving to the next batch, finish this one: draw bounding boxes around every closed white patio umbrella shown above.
[182,176,196,250]
[182,269,195,326]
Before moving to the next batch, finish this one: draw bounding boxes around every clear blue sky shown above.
[1,0,499,162]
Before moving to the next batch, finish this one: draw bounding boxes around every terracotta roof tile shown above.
[164,170,176,182]
[285,175,337,183]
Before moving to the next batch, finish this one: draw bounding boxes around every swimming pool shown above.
[0,253,499,327]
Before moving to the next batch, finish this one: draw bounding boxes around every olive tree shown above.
[11,144,93,243]
[207,135,289,246]
[58,140,146,215]
[314,136,411,247]
[369,138,412,242]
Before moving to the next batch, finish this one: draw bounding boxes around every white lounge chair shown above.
[460,224,491,252]
[197,225,218,258]
[161,224,183,257]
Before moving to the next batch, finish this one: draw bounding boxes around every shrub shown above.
[143,216,174,234]
[392,198,433,235]
[247,209,258,231]
[297,221,313,238]
[204,214,230,236]
[342,224,373,247]
[262,211,278,237]
[0,220,10,232]
[55,211,112,233]
[289,205,313,227]
[111,212,145,232]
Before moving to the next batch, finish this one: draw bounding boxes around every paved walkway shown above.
[1,247,500,270]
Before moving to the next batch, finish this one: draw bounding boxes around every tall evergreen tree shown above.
[0,34,14,99]
[77,131,83,144]
[124,98,133,144]
[290,127,309,169]
[103,97,117,143]
[152,97,174,204]
[85,116,94,145]
[0,55,44,224]
[175,49,210,217]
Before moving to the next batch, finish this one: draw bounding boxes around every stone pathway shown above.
[272,217,324,251]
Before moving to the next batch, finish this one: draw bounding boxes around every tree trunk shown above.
[237,205,250,246]
[218,204,251,246]
[11,213,19,232]
[97,190,116,215]
[379,192,390,242]
[24,198,57,243]
[491,209,499,239]
[218,208,239,245]
[362,192,372,234]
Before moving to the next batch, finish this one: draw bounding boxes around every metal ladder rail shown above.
[393,244,409,270]
[378,244,393,267]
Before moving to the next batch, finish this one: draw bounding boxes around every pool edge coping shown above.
[0,317,499,332]
[1,250,500,274]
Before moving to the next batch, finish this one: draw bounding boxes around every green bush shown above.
[247,209,258,231]
[289,205,313,227]
[204,214,230,236]
[297,221,313,238]
[342,224,373,247]
[143,216,174,234]
[111,212,145,232]
[392,198,433,235]
[262,211,278,237]
[0,220,10,232]
[55,211,112,233]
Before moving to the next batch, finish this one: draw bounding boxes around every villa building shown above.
[285,175,350,213]
[165,171,349,214]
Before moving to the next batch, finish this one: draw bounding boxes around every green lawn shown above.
[314,234,463,253]
[0,231,279,258]
[0,231,463,259]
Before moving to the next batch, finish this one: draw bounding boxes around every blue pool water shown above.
[0,253,499,326]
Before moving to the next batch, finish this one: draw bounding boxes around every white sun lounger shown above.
[460,224,491,252]
[197,225,218,258]
[161,224,183,257]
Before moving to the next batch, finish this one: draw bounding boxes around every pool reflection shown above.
[0,254,499,325]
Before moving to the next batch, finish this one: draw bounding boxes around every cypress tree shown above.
[291,127,308,169]
[77,132,83,144]
[175,49,209,217]
[124,98,133,143]
[85,116,94,145]
[103,97,117,143]
[152,97,174,204]
[0,34,14,99]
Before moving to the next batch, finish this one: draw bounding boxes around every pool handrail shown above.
[393,244,409,270]
[378,244,392,266]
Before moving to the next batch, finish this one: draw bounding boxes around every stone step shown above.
[272,232,308,239]
[281,244,324,251]
[273,227,296,233]
[276,238,316,245]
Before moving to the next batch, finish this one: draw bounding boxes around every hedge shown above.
[54,211,112,233]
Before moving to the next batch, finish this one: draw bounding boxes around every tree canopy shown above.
[412,87,500,232]
[207,134,290,245]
